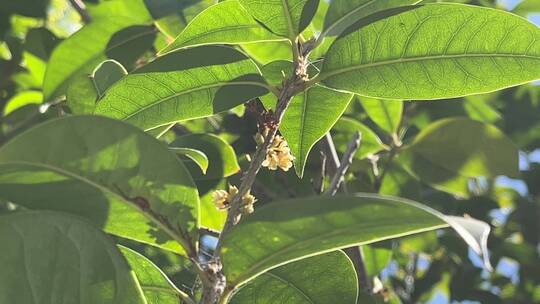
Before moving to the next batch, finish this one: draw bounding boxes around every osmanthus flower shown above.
[212,185,257,214]
[261,134,294,172]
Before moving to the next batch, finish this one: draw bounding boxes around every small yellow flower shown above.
[212,189,229,210]
[262,135,294,172]
[212,185,256,213]
[241,191,257,215]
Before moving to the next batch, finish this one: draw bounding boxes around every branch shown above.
[68,0,92,23]
[313,151,327,194]
[326,132,361,196]
[322,131,373,295]
[200,40,312,304]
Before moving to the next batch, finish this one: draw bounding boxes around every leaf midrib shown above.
[0,160,191,250]
[321,53,540,80]
[118,80,269,121]
[322,0,377,37]
[229,219,447,287]
[266,272,315,303]
[174,24,269,48]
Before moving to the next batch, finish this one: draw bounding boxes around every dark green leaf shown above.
[170,133,240,180]
[170,147,209,175]
[231,251,358,304]
[119,245,189,303]
[0,116,199,255]
[92,59,127,98]
[43,21,156,101]
[221,194,448,287]
[66,74,98,115]
[0,211,145,304]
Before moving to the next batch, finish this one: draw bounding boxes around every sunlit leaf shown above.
[0,116,199,255]
[321,4,540,100]
[95,45,269,131]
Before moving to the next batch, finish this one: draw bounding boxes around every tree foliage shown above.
[0,0,539,303]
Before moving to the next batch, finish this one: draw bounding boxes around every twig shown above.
[314,151,327,194]
[320,133,340,176]
[68,0,92,23]
[200,39,313,304]
[322,131,373,295]
[326,132,361,196]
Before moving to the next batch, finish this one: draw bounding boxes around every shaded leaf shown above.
[221,193,492,287]
[221,193,448,287]
[321,4,540,100]
[359,97,403,135]
[0,211,145,304]
[92,59,127,98]
[120,245,188,303]
[404,118,519,178]
[331,117,386,160]
[0,116,199,255]
[44,20,156,101]
[170,147,209,175]
[66,74,98,115]
[170,133,240,180]
[231,251,358,304]
[95,45,269,131]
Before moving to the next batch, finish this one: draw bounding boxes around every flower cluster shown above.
[212,185,257,215]
[261,134,295,172]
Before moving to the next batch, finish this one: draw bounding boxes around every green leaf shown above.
[285,85,352,177]
[119,245,189,303]
[331,117,386,159]
[260,60,351,177]
[359,97,403,135]
[43,21,156,101]
[198,179,228,231]
[321,4,540,100]
[170,147,209,175]
[94,45,269,132]
[0,116,199,255]
[266,85,352,177]
[322,0,420,38]
[0,211,145,304]
[379,163,421,200]
[241,40,293,65]
[159,1,284,54]
[221,193,449,287]
[2,90,42,116]
[170,133,240,180]
[363,245,393,277]
[230,251,358,304]
[67,73,98,114]
[92,59,128,98]
[238,0,320,38]
[403,118,519,178]
[513,0,540,16]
